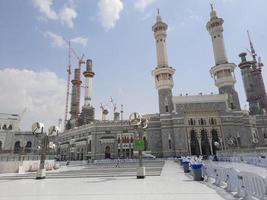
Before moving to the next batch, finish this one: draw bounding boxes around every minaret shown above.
[83,59,95,106]
[238,52,262,114]
[152,10,175,114]
[80,59,95,124]
[207,5,241,111]
[70,68,82,125]
[238,32,267,114]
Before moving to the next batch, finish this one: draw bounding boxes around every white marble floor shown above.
[0,160,231,200]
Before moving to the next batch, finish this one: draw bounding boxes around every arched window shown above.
[8,124,12,130]
[25,141,32,153]
[14,141,21,153]
[189,118,194,126]
[0,141,2,152]
[210,118,217,125]
[130,137,133,143]
[165,105,169,112]
[88,140,91,152]
[168,139,172,149]
[117,137,120,144]
[168,135,172,150]
[2,124,7,130]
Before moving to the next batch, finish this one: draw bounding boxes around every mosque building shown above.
[1,6,266,159]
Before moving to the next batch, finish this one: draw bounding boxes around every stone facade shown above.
[0,131,39,154]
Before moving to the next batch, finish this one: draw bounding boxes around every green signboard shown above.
[133,139,145,151]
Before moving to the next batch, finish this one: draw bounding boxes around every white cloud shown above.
[44,32,88,47]
[134,0,156,12]
[142,10,153,20]
[70,37,88,46]
[58,7,77,28]
[189,15,203,22]
[44,31,66,47]
[33,0,77,28]
[0,68,66,131]
[33,0,57,20]
[98,0,124,30]
[185,8,204,23]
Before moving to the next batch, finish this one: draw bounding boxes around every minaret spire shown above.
[210,3,214,11]
[156,8,162,22]
[210,3,217,19]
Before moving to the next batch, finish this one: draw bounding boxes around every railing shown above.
[203,164,267,199]
[0,154,56,162]
[217,155,267,168]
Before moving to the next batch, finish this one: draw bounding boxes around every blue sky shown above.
[0,0,267,130]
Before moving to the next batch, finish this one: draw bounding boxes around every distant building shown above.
[0,113,38,154]
[0,113,20,131]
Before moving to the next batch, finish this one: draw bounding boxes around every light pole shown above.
[129,112,148,179]
[32,122,59,179]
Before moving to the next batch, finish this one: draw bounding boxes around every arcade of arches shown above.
[117,134,148,159]
[188,128,222,156]
[13,141,33,154]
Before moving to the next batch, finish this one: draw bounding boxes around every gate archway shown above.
[201,129,211,156]
[105,146,111,159]
[190,130,200,155]
[211,129,219,155]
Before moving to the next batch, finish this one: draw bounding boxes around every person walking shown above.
[115,157,120,168]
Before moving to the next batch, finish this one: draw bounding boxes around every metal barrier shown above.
[203,164,267,199]
[217,155,267,168]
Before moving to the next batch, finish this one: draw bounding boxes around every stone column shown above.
[197,132,202,155]
[208,137,214,155]
[128,136,131,159]
[219,137,223,150]
[188,138,191,155]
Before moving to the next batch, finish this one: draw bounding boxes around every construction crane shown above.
[258,57,263,69]
[247,30,257,63]
[64,40,71,127]
[100,102,109,121]
[63,38,85,128]
[110,97,117,113]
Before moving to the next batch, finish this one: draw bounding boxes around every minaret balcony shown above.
[210,63,236,76]
[154,79,174,90]
[152,66,175,77]
[214,76,236,88]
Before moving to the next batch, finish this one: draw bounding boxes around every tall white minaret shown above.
[83,59,95,106]
[152,10,175,114]
[207,5,241,110]
[79,59,95,124]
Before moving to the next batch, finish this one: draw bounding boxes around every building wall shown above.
[0,131,38,154]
